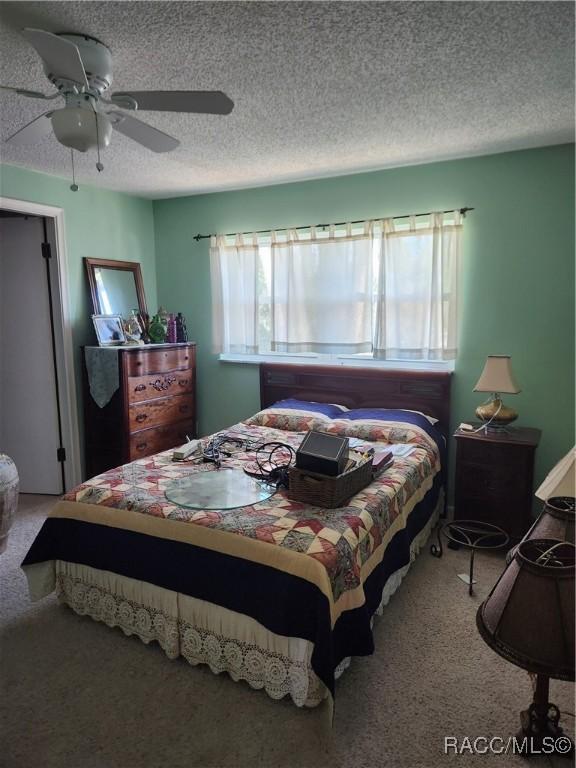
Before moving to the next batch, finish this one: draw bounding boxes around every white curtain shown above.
[270,224,373,354]
[373,211,462,360]
[210,212,462,360]
[210,234,259,354]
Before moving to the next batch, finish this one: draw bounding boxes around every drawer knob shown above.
[136,442,147,451]
[135,384,146,392]
[136,413,148,423]
[178,378,189,387]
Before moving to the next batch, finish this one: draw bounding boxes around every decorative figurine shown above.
[167,313,177,343]
[137,312,151,344]
[124,310,144,345]
[157,306,169,330]
[148,314,167,343]
[176,312,188,342]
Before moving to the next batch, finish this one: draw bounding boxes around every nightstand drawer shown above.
[457,460,525,496]
[458,439,519,468]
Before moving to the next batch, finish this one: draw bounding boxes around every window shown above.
[210,212,463,366]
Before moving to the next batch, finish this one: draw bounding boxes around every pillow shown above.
[395,409,438,425]
[340,408,438,426]
[243,398,348,432]
[267,398,348,417]
[323,408,444,457]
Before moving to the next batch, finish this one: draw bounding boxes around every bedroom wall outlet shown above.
[173,439,200,461]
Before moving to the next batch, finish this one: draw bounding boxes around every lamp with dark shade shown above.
[474,355,521,428]
[477,539,575,754]
[507,448,575,564]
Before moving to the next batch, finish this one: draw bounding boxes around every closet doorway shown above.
[0,198,81,493]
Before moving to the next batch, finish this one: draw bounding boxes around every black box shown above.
[295,431,349,477]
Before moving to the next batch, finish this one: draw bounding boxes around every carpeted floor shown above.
[1,495,573,768]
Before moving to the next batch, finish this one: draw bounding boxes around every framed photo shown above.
[92,314,126,346]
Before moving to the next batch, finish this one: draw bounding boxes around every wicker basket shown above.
[287,458,373,508]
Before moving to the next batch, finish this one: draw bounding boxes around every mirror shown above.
[85,258,148,319]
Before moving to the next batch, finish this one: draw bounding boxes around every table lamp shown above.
[474,355,521,429]
[477,539,575,755]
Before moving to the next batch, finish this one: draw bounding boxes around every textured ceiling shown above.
[0,1,574,198]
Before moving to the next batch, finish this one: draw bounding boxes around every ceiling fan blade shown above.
[22,28,89,89]
[5,111,53,145]
[0,85,53,99]
[111,90,234,115]
[107,111,180,153]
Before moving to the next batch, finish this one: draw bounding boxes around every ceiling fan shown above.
[1,28,234,181]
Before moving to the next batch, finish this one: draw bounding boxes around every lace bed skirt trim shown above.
[55,494,441,708]
[55,562,325,707]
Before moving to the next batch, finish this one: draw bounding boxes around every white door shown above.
[0,215,63,494]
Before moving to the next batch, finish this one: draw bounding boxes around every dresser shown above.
[83,343,196,478]
[454,425,541,541]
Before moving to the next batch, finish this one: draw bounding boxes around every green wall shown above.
[153,144,575,493]
[0,163,157,471]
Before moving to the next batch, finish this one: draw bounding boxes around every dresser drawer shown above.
[129,394,194,431]
[124,346,194,377]
[129,419,196,460]
[127,370,194,404]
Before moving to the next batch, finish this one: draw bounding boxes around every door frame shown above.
[0,195,82,489]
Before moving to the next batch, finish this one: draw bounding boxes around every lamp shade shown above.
[506,497,575,564]
[477,539,575,681]
[473,355,521,394]
[535,447,575,501]
[534,498,575,543]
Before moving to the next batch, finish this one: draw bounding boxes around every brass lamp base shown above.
[475,396,518,426]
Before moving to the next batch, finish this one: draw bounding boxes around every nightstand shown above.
[454,425,541,541]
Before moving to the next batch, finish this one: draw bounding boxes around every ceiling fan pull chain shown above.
[70,149,79,192]
[95,111,104,172]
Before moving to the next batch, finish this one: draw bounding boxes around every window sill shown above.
[219,353,455,372]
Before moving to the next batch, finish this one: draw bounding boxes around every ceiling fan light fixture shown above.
[51,107,112,152]
[4,27,234,160]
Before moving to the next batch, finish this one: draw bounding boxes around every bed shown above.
[22,363,451,708]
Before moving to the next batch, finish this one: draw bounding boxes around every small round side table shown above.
[430,520,509,595]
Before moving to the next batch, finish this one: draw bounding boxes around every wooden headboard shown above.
[260,363,452,440]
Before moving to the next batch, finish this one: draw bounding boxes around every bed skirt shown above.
[53,493,441,708]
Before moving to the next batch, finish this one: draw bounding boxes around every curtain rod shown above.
[192,206,474,242]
